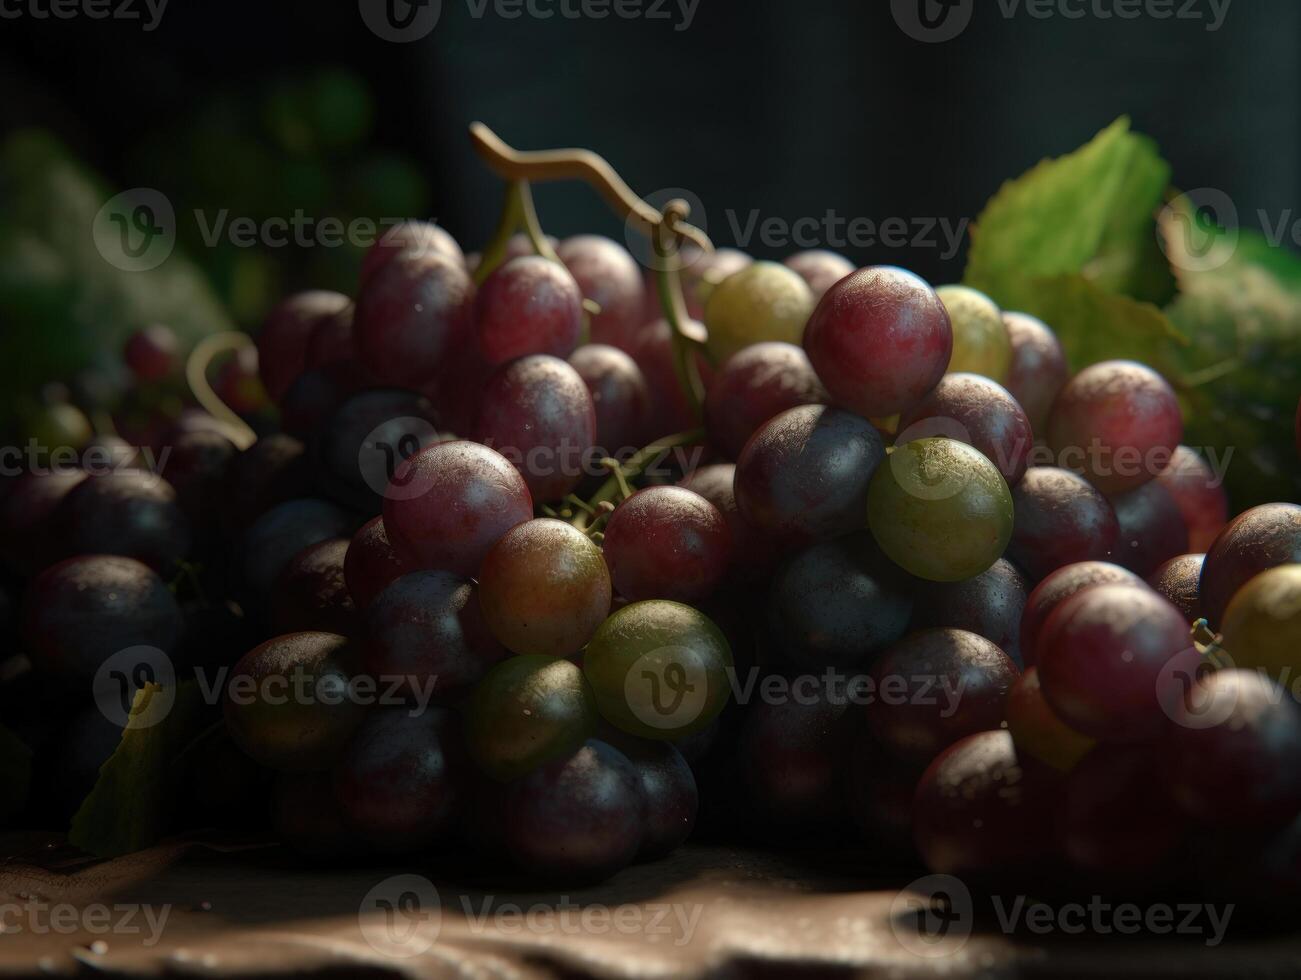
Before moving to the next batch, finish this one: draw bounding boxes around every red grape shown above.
[1199,502,1301,628]
[603,486,730,603]
[734,405,885,547]
[382,441,532,576]
[802,266,953,419]
[1147,553,1204,621]
[1001,312,1068,433]
[867,628,1020,767]
[302,304,356,370]
[896,372,1034,485]
[1037,583,1191,741]
[782,249,855,301]
[568,344,651,452]
[1164,669,1301,829]
[343,516,414,609]
[473,355,596,503]
[556,235,646,351]
[1153,445,1229,553]
[354,250,475,388]
[475,256,584,365]
[677,463,779,585]
[631,318,715,436]
[1006,667,1095,773]
[1019,561,1146,666]
[704,342,829,461]
[1108,479,1189,577]
[256,290,350,401]
[123,324,179,382]
[1046,359,1182,494]
[359,219,464,287]
[1008,467,1119,582]
[478,518,611,657]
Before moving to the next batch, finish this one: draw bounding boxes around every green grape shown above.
[583,600,733,740]
[28,403,92,452]
[1219,564,1301,681]
[867,437,1014,582]
[937,285,1012,382]
[465,655,597,780]
[704,261,814,363]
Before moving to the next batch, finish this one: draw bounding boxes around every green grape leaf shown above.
[0,723,33,821]
[68,682,205,858]
[964,117,1174,308]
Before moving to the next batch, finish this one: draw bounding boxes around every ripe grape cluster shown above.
[5,212,1301,909]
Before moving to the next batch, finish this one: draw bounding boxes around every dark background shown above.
[1,0,1295,290]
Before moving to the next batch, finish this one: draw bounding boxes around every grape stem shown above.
[184,333,259,450]
[572,428,705,530]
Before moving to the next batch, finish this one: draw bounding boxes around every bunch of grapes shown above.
[4,192,1301,907]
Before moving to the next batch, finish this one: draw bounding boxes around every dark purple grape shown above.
[910,559,1029,666]
[768,531,912,670]
[737,693,854,835]
[473,355,596,503]
[257,290,351,401]
[557,235,646,351]
[365,571,507,703]
[1108,479,1189,577]
[867,629,1020,767]
[802,266,953,419]
[332,707,464,852]
[1038,583,1191,741]
[602,487,730,603]
[1046,359,1182,495]
[313,388,440,513]
[478,519,611,657]
[1154,445,1229,553]
[677,464,779,586]
[1019,561,1146,666]
[360,220,464,288]
[500,739,645,882]
[1002,312,1068,434]
[302,303,356,370]
[124,324,179,381]
[56,470,191,571]
[704,342,829,461]
[240,498,352,597]
[23,555,182,692]
[476,256,583,365]
[278,363,366,439]
[568,344,650,452]
[224,631,366,773]
[1164,669,1301,829]
[1147,553,1204,621]
[354,250,475,388]
[1008,467,1119,581]
[783,249,855,301]
[734,405,885,547]
[0,469,87,575]
[1199,503,1301,628]
[896,373,1034,485]
[382,441,532,576]
[159,429,237,524]
[913,730,1058,876]
[220,434,312,532]
[343,516,414,610]
[604,734,698,860]
[271,538,357,636]
[1060,745,1182,876]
